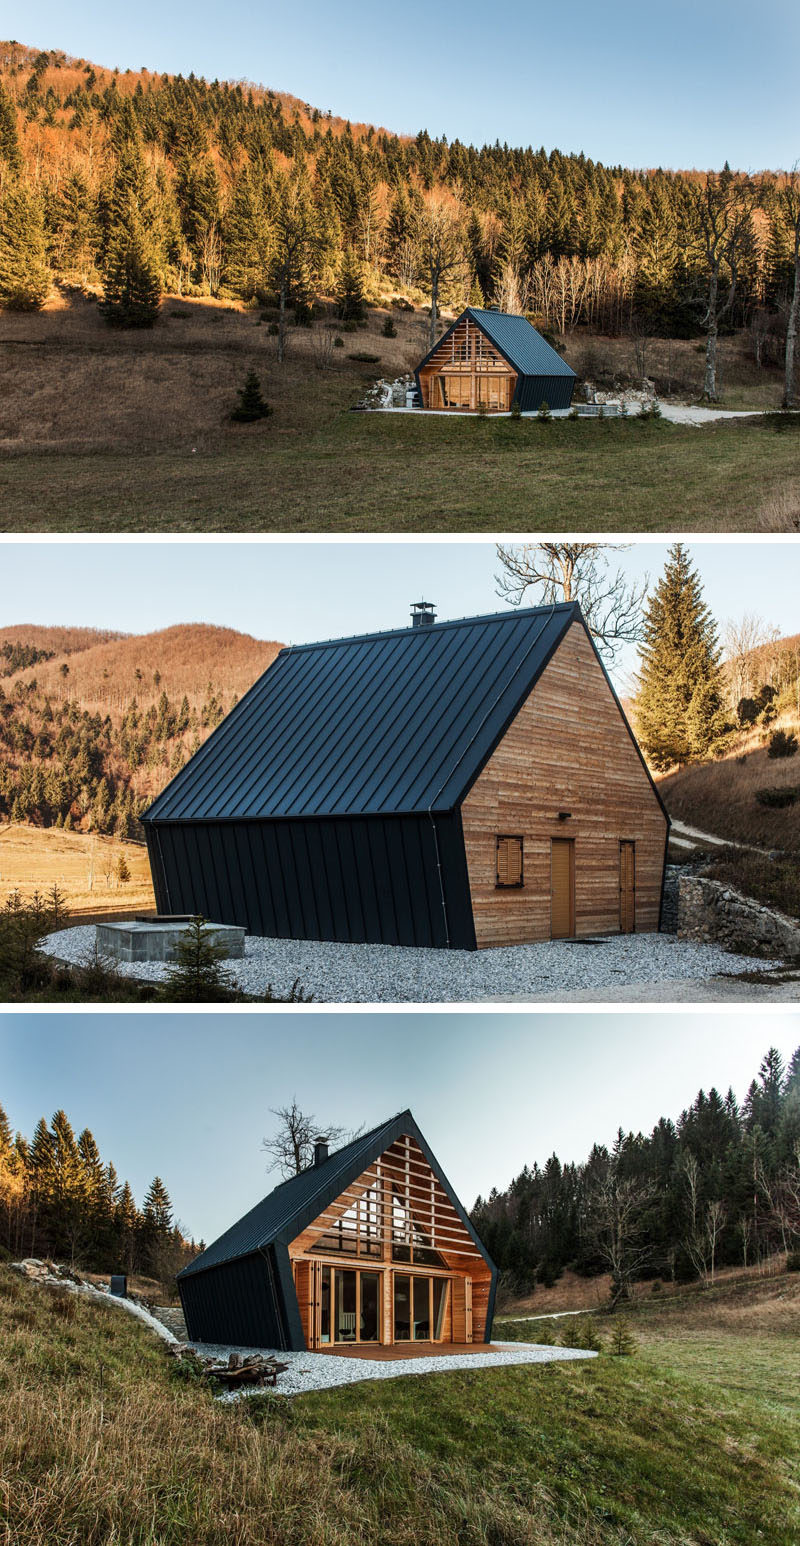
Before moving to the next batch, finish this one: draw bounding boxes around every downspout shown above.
[425,604,558,948]
[152,825,173,914]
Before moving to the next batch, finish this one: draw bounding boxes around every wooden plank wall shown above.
[419,316,517,411]
[461,621,668,947]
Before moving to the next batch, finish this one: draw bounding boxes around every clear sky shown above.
[1,539,798,694]
[6,1,798,170]
[2,1012,797,1242]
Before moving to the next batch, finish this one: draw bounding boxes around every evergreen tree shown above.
[635,544,727,768]
[0,177,49,311]
[336,246,366,321]
[101,216,161,326]
[0,84,23,174]
[231,370,272,422]
[159,916,235,1001]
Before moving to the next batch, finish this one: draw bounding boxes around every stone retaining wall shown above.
[677,874,800,959]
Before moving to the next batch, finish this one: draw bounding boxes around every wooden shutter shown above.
[496,835,523,888]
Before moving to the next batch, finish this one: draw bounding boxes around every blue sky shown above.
[2,539,798,694]
[7,1,798,169]
[2,1013,798,1242]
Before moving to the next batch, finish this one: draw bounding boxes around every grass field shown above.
[0,824,154,914]
[1,294,794,531]
[1,1262,798,1545]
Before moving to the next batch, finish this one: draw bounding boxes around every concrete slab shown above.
[96,919,245,963]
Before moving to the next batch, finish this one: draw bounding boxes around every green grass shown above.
[2,413,797,531]
[2,1264,798,1545]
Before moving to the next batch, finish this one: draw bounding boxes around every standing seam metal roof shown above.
[143,603,579,823]
[420,308,577,379]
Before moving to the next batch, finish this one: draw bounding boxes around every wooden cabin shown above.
[415,307,577,413]
[143,601,669,950]
[178,1112,497,1352]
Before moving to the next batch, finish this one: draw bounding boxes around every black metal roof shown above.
[143,603,579,823]
[179,1110,492,1280]
[417,307,577,379]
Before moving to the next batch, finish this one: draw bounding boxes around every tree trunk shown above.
[783,226,800,409]
[704,271,719,401]
[278,275,287,365]
[429,266,438,350]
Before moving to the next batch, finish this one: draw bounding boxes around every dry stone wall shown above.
[677,874,800,959]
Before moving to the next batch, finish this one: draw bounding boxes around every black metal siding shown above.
[179,1249,294,1348]
[146,812,477,950]
[515,373,575,412]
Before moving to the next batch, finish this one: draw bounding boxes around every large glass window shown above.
[320,1265,331,1343]
[393,1274,411,1340]
[413,1277,430,1340]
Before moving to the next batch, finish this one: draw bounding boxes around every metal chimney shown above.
[313,1136,329,1166]
[411,601,437,628]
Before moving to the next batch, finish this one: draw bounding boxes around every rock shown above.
[677,874,800,959]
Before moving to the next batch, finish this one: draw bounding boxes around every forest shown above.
[0,43,798,404]
[0,1101,198,1288]
[472,1045,800,1302]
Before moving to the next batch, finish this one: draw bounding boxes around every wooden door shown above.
[619,841,636,933]
[550,839,575,938]
[451,1277,472,1343]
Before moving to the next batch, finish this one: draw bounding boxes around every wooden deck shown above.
[313,1342,493,1361]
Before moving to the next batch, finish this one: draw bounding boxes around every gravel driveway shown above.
[190,1339,596,1398]
[39,925,786,1003]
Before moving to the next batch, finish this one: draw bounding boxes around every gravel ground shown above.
[189,1339,596,1398]
[39,925,785,1003]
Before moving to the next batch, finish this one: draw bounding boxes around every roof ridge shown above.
[278,601,577,656]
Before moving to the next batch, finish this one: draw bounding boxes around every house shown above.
[178,1111,497,1351]
[142,601,669,950]
[415,307,577,413]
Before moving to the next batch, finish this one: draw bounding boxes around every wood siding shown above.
[419,316,517,411]
[288,1135,492,1346]
[461,621,667,947]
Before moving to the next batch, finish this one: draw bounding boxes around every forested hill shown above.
[0,40,796,342]
[472,1045,800,1302]
[0,622,281,837]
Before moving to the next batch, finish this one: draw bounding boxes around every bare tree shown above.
[778,168,800,409]
[692,170,756,402]
[262,1098,351,1179]
[680,1151,726,1285]
[722,613,778,707]
[584,1171,655,1305]
[418,191,466,349]
[495,542,649,662]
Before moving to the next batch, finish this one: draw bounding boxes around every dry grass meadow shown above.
[1,1260,798,1546]
[1,293,797,531]
[0,824,154,915]
[658,733,800,854]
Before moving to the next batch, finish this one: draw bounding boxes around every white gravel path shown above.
[189,1340,596,1399]
[39,925,783,1003]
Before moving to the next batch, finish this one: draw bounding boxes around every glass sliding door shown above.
[393,1274,411,1340]
[360,1272,380,1343]
[319,1265,331,1343]
[334,1268,358,1342]
[432,1278,448,1340]
[413,1276,430,1340]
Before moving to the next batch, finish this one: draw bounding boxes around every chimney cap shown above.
[313,1136,329,1166]
[410,600,437,628]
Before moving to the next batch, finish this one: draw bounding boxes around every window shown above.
[496,835,523,888]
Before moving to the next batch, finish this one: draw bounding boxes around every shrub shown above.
[267,322,279,336]
[347,352,381,364]
[333,336,344,348]
[786,1250,800,1273]
[510,399,521,420]
[537,399,551,421]
[768,729,798,759]
[755,786,798,809]
[565,1315,603,1352]
[382,315,397,338]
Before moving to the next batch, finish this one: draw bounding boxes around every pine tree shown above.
[101,216,161,327]
[231,370,272,423]
[0,177,49,311]
[159,916,235,1001]
[336,246,366,321]
[609,1319,636,1356]
[0,84,23,174]
[143,1175,173,1234]
[635,544,727,769]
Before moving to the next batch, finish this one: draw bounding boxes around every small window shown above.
[496,835,523,888]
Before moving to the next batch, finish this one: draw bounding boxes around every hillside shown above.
[1,1260,797,1545]
[0,622,282,837]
